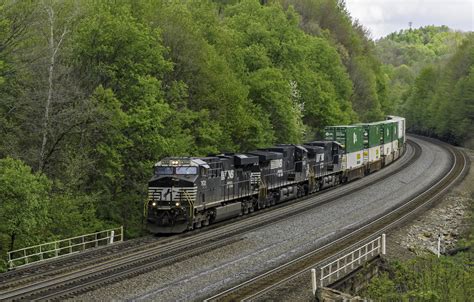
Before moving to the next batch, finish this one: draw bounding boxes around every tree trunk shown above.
[9,232,16,251]
[38,4,67,172]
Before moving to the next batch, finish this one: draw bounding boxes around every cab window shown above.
[176,166,197,175]
[156,166,173,175]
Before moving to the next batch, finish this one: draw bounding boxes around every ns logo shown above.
[221,170,234,180]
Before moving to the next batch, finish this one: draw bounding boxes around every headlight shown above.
[152,202,157,207]
[175,202,180,207]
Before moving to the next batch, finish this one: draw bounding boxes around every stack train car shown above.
[146,116,406,233]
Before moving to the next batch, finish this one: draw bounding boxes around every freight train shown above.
[146,116,406,233]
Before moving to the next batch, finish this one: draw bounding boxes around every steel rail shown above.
[1,140,416,293]
[0,141,418,301]
[204,138,467,302]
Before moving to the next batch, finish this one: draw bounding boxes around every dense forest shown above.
[0,0,472,272]
[376,26,473,146]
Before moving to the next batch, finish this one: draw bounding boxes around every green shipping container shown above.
[324,126,364,153]
[381,121,394,144]
[356,123,382,148]
[392,121,398,143]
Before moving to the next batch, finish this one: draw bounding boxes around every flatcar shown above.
[146,116,406,234]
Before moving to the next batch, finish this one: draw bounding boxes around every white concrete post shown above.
[311,268,317,296]
[320,267,323,288]
[110,230,115,244]
[381,233,386,255]
[8,252,13,270]
[437,234,441,258]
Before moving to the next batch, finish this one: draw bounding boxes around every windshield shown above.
[156,166,173,175]
[175,166,197,175]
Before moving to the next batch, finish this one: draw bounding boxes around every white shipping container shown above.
[383,143,392,156]
[346,150,364,169]
[368,146,380,162]
[393,140,399,151]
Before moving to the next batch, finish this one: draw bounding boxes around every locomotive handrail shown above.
[183,190,194,221]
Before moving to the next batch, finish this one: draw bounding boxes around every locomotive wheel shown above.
[202,218,209,226]
[194,220,202,229]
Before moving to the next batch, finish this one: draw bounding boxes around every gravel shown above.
[387,147,473,260]
[72,137,452,301]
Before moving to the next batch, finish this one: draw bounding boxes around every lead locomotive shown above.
[146,116,406,233]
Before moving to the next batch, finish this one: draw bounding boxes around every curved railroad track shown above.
[204,137,468,301]
[0,139,425,301]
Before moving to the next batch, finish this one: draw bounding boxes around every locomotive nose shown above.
[147,176,197,234]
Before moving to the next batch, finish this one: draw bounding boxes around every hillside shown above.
[375,26,473,146]
[0,0,388,271]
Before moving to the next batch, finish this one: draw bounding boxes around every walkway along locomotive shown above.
[146,116,406,233]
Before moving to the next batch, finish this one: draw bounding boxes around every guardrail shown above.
[311,234,386,295]
[7,226,123,270]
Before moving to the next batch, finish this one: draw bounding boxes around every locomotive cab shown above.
[147,158,205,233]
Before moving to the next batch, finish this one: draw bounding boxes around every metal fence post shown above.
[121,226,124,241]
[311,268,317,296]
[382,233,386,255]
[110,230,115,244]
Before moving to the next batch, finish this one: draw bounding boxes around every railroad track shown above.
[0,140,420,301]
[204,138,468,301]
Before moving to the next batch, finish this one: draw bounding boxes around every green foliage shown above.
[365,196,474,301]
[365,255,474,301]
[0,157,103,272]
[282,0,386,120]
[222,0,355,139]
[376,26,466,118]
[401,34,474,146]
[0,157,51,253]
[0,0,403,262]
[377,26,472,146]
[377,25,465,70]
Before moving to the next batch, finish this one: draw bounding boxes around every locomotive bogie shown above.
[278,185,297,202]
